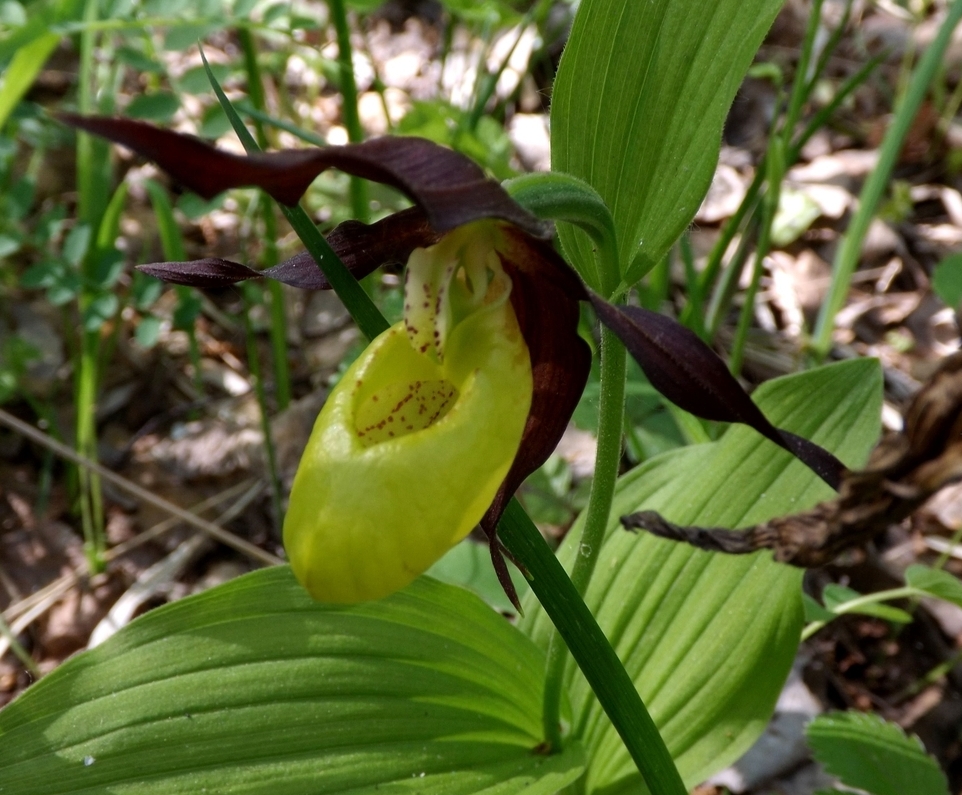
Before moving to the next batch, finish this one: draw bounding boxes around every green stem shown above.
[235,102,328,146]
[76,330,104,572]
[241,283,284,530]
[685,167,763,337]
[705,213,757,337]
[75,0,106,573]
[542,325,626,748]
[811,0,962,359]
[781,0,823,138]
[329,0,369,222]
[570,333,626,596]
[790,50,887,162]
[801,586,919,641]
[237,28,292,411]
[0,613,41,679]
[498,499,686,795]
[729,139,784,376]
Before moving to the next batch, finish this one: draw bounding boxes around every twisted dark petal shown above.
[482,228,592,534]
[57,114,549,237]
[262,207,443,289]
[589,295,844,490]
[324,207,442,283]
[137,207,442,291]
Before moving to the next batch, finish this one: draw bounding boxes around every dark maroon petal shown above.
[481,227,592,534]
[263,208,442,290]
[589,295,844,490]
[327,207,442,280]
[57,114,549,237]
[138,258,260,288]
[137,208,442,291]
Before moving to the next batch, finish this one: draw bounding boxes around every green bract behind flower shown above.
[284,226,533,603]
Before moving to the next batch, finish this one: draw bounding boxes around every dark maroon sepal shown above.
[478,230,590,611]
[57,114,549,237]
[482,228,592,536]
[589,294,844,490]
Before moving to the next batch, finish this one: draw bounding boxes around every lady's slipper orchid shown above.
[285,222,533,602]
[58,114,844,607]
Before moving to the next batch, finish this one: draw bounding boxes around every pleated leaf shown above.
[806,711,949,795]
[551,0,783,281]
[0,571,584,795]
[521,358,882,793]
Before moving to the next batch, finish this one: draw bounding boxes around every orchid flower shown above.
[58,114,844,607]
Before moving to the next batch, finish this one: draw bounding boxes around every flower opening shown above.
[283,223,533,603]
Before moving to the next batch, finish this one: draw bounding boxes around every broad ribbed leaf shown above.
[0,571,584,795]
[806,712,949,795]
[522,358,882,793]
[551,0,783,281]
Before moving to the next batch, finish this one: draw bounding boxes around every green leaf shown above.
[906,564,962,608]
[82,292,118,331]
[821,583,860,610]
[522,358,882,792]
[844,602,913,624]
[932,253,962,308]
[125,91,181,122]
[806,712,949,795]
[550,0,783,282]
[0,32,58,130]
[177,63,231,95]
[0,570,584,795]
[0,233,21,258]
[115,46,164,75]
[0,0,27,25]
[802,592,835,623]
[505,172,619,295]
[163,22,220,52]
[134,314,162,348]
[62,222,91,268]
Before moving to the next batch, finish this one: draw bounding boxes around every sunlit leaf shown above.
[0,572,584,795]
[0,32,58,129]
[551,0,783,281]
[522,359,882,792]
